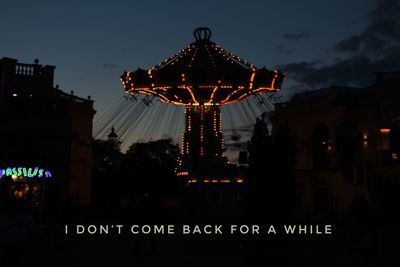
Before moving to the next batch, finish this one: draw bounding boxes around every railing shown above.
[56,89,93,107]
[376,72,400,83]
[15,63,39,76]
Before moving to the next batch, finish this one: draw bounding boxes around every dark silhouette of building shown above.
[272,71,400,218]
[107,126,119,145]
[0,57,95,217]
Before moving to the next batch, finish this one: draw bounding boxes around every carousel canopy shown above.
[121,27,284,105]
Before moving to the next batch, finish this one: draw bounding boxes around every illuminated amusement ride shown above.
[120,28,284,182]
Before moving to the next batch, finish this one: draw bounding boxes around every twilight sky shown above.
[1,0,399,147]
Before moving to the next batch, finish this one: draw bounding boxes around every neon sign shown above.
[0,167,52,180]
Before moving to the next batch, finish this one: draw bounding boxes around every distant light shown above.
[363,134,368,146]
[12,93,17,97]
[380,128,390,134]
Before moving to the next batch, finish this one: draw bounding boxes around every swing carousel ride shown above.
[95,27,285,182]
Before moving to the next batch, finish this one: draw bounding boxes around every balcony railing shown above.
[15,63,39,76]
[376,72,400,83]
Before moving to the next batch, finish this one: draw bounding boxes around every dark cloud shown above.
[282,56,376,88]
[274,44,295,55]
[282,52,400,89]
[335,36,362,52]
[282,32,311,40]
[334,0,400,56]
[281,61,318,82]
[281,0,400,89]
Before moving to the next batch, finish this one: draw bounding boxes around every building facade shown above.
[0,57,95,219]
[272,72,400,218]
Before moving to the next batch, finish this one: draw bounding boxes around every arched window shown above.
[311,123,330,169]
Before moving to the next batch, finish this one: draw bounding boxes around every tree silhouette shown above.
[244,120,297,223]
[243,120,297,266]
[92,138,122,168]
[122,138,180,197]
[91,138,123,209]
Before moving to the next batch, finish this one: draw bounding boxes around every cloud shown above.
[282,32,311,40]
[334,0,400,56]
[282,53,400,89]
[335,36,362,52]
[281,0,400,89]
[274,44,295,55]
[281,56,377,88]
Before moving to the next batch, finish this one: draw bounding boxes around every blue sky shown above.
[1,0,374,113]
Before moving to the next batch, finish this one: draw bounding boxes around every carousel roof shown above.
[121,27,284,105]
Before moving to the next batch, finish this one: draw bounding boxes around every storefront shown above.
[0,166,52,220]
